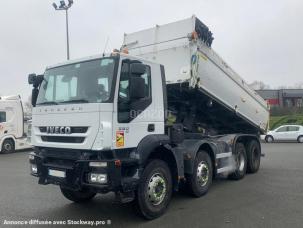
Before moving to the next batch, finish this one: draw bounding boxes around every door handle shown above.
[148,124,155,132]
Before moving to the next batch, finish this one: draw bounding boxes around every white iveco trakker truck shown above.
[28,16,269,219]
[0,95,31,153]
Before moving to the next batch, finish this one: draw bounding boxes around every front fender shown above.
[136,134,170,165]
[135,134,184,189]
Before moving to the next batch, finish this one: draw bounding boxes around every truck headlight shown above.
[31,164,38,174]
[89,162,107,167]
[89,173,107,184]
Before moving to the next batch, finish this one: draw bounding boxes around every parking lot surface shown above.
[0,143,303,228]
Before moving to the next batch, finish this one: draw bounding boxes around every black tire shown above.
[135,159,172,220]
[297,136,303,143]
[229,143,247,180]
[60,187,96,203]
[265,135,274,143]
[1,139,15,154]
[246,140,261,174]
[186,151,213,197]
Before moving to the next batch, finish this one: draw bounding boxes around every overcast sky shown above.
[0,0,302,101]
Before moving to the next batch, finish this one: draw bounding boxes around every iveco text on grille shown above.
[46,126,72,134]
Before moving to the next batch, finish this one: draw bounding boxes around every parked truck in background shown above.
[0,95,31,153]
[28,16,269,219]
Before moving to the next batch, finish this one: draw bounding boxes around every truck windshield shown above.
[36,58,117,105]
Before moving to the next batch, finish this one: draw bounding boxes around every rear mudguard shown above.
[180,139,221,174]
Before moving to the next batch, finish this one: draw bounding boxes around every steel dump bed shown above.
[123,15,269,134]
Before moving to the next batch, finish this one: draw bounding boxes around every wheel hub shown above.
[4,143,12,151]
[147,173,166,206]
[197,162,209,187]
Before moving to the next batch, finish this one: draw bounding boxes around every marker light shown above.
[191,31,198,40]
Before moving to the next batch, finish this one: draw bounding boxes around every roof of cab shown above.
[46,52,159,70]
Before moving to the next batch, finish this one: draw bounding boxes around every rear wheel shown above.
[297,136,303,143]
[60,187,96,203]
[1,139,15,154]
[246,140,261,174]
[187,151,213,197]
[135,159,172,220]
[265,135,274,143]
[229,143,247,180]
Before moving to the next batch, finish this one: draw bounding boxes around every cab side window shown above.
[118,62,130,102]
[141,67,151,98]
[0,111,6,123]
[118,61,152,123]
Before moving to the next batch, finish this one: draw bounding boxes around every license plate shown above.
[48,169,66,178]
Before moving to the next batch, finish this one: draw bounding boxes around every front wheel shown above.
[186,151,213,197]
[60,187,96,203]
[265,135,274,143]
[135,159,172,220]
[1,139,15,154]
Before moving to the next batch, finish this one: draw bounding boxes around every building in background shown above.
[256,89,303,108]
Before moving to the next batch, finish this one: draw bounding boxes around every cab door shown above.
[112,58,165,149]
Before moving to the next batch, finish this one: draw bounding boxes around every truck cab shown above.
[0,95,31,153]
[29,53,165,151]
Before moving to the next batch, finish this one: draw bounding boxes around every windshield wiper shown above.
[59,99,89,104]
[36,101,59,106]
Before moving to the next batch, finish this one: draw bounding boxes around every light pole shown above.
[52,0,74,60]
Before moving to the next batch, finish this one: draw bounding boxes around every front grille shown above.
[36,147,114,160]
[39,127,88,134]
[41,136,85,143]
[38,147,83,159]
[44,157,75,169]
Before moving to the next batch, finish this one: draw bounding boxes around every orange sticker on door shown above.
[116,131,125,147]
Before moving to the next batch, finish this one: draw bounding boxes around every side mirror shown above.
[130,63,146,75]
[28,73,37,85]
[31,88,39,107]
[28,73,44,88]
[28,73,44,106]
[130,76,145,100]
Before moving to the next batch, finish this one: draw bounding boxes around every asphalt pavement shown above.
[0,143,303,228]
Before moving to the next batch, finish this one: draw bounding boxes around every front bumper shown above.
[29,151,140,193]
